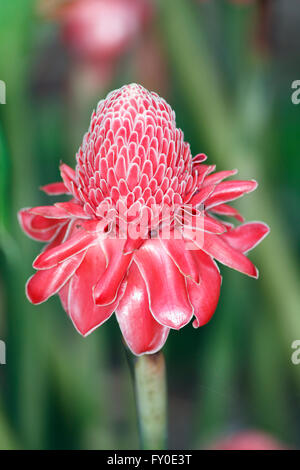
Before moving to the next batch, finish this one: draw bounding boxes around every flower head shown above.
[19,84,269,355]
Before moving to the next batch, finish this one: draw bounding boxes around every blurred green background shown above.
[0,0,300,449]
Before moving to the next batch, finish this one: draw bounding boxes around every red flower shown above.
[19,84,269,355]
[55,0,152,63]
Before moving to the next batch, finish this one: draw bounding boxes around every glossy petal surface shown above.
[116,263,169,355]
[187,250,221,328]
[135,240,194,329]
[67,244,120,336]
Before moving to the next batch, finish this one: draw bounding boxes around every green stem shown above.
[131,352,167,450]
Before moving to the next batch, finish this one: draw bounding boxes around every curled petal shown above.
[187,250,221,328]
[209,203,244,222]
[116,262,169,355]
[221,222,270,254]
[55,201,89,218]
[193,153,207,164]
[60,163,77,194]
[200,232,258,278]
[135,239,194,329]
[29,205,72,219]
[26,251,85,304]
[18,209,62,242]
[40,182,69,195]
[93,239,135,306]
[202,169,238,187]
[33,222,99,269]
[159,236,200,283]
[67,244,122,336]
[205,180,258,209]
[188,184,216,207]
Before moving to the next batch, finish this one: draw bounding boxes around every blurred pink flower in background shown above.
[59,0,152,63]
[19,84,269,355]
[211,430,287,450]
[39,0,153,89]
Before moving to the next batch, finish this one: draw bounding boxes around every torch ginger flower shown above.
[19,84,269,355]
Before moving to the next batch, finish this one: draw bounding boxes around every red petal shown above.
[59,282,70,313]
[159,237,200,283]
[193,153,207,164]
[55,202,88,218]
[200,232,258,278]
[26,251,85,304]
[45,223,69,251]
[135,240,194,329]
[60,163,76,194]
[116,263,169,355]
[188,184,216,207]
[203,169,238,187]
[187,251,221,328]
[221,222,270,253]
[205,180,258,209]
[123,237,145,254]
[40,182,69,195]
[33,223,98,269]
[18,209,62,242]
[209,203,244,222]
[67,245,120,336]
[180,214,226,235]
[195,164,216,185]
[29,205,72,219]
[93,239,134,306]
[203,215,227,234]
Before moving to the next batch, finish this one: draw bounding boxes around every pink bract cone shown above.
[19,84,269,355]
